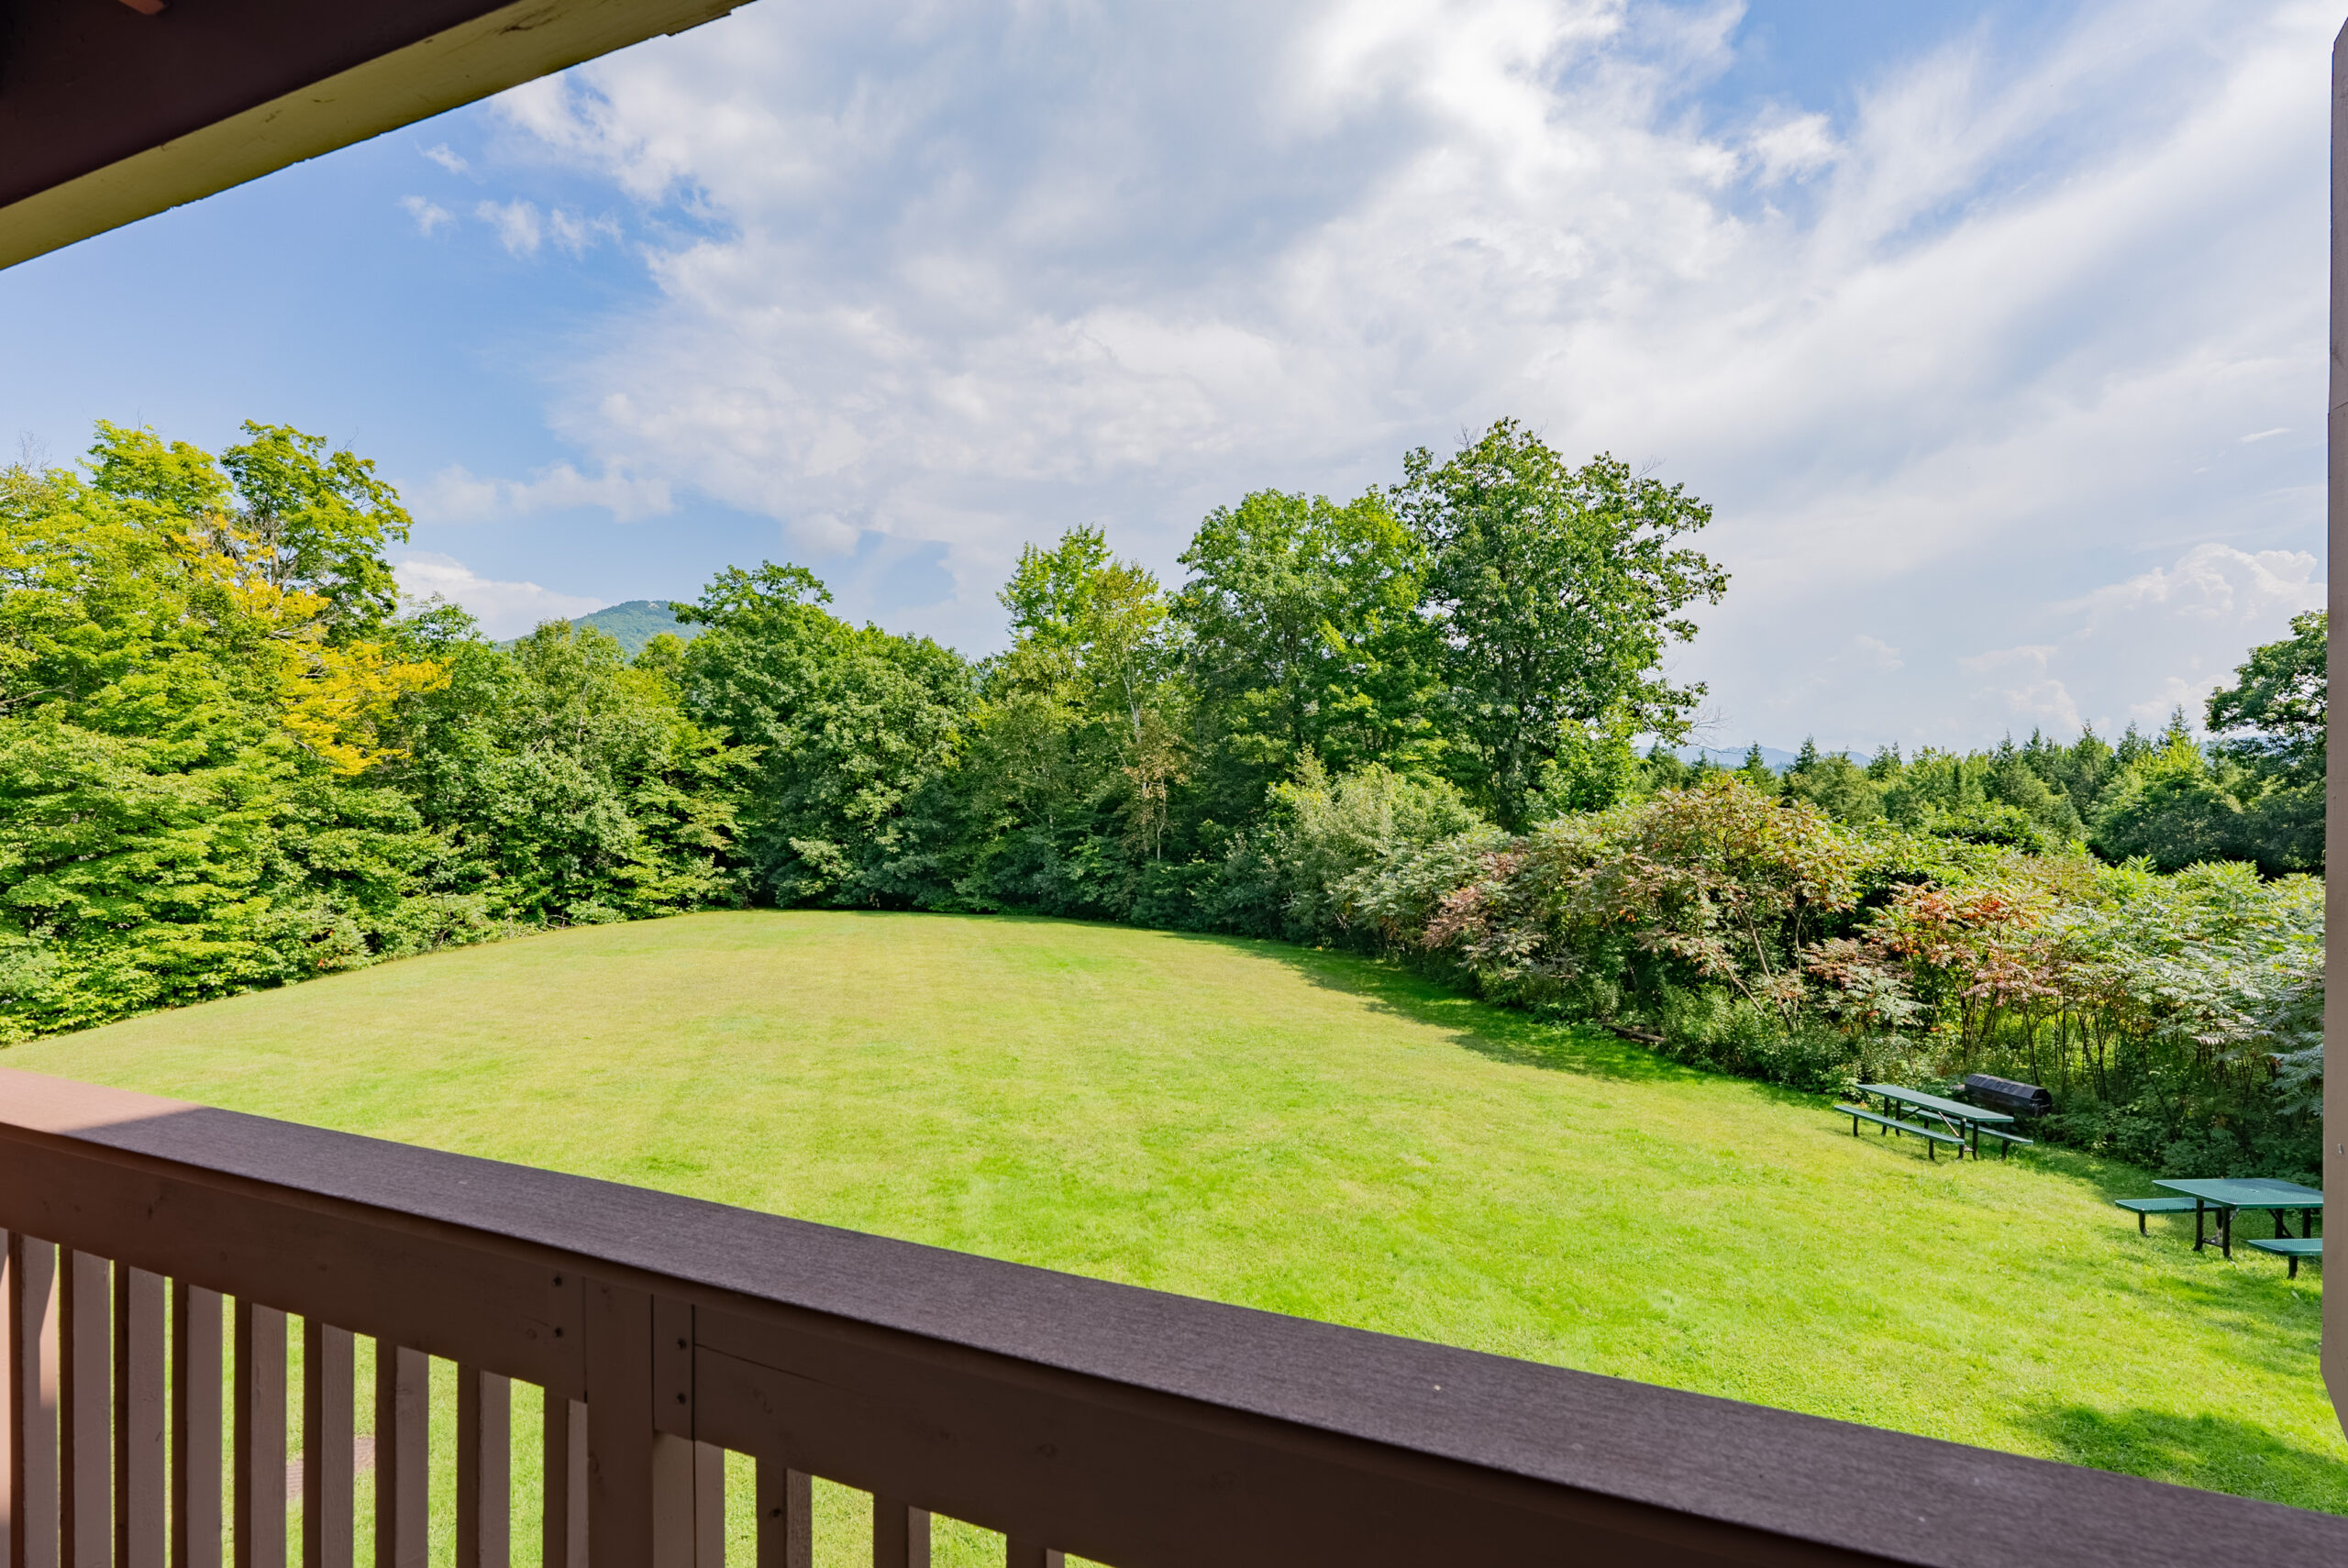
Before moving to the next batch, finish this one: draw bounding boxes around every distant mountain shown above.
[1674,745,1806,774]
[569,600,703,656]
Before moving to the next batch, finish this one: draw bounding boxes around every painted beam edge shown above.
[0,0,742,271]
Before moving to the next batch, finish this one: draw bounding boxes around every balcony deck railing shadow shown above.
[1,1065,2340,1567]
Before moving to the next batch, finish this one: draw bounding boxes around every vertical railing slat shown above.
[60,1253,107,1568]
[456,1367,509,1568]
[171,1285,223,1568]
[872,1499,928,1568]
[691,1444,722,1568]
[752,1462,809,1568]
[7,1234,61,1568]
[541,1397,586,1568]
[1003,1541,1062,1568]
[299,1323,352,1568]
[230,1304,285,1568]
[648,1439,694,1568]
[115,1265,165,1568]
[372,1346,426,1568]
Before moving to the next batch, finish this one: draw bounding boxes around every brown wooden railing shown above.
[0,1066,2340,1567]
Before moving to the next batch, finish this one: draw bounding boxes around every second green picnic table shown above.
[2149,1176,2323,1260]
[1852,1083,2027,1160]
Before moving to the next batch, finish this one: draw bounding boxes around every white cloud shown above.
[547,209,621,255]
[1746,111,1840,185]
[2058,542,2321,731]
[471,199,619,259]
[1928,543,2323,742]
[1841,635,1904,675]
[2058,540,2321,629]
[411,461,672,525]
[394,553,603,638]
[422,143,471,176]
[476,199,544,257]
[460,0,2329,745]
[399,195,454,237]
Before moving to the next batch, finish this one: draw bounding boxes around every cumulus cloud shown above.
[2052,542,2321,731]
[457,0,2327,745]
[399,195,454,237]
[422,143,471,176]
[395,553,602,637]
[1745,111,1840,185]
[470,199,620,258]
[479,197,547,256]
[1899,543,2323,745]
[547,209,622,255]
[411,461,672,525]
[475,199,544,257]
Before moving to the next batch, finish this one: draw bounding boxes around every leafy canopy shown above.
[2206,609,2324,783]
[1396,420,1725,828]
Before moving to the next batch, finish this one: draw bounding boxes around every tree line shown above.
[0,419,2321,1176]
[1656,618,2322,878]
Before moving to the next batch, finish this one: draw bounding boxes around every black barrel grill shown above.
[1962,1072,2052,1117]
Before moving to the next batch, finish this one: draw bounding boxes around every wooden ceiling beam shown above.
[0,0,743,271]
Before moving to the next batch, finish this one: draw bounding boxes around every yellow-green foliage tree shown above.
[0,425,459,1036]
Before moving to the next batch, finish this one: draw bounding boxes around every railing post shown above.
[230,1303,285,1568]
[60,1253,106,1568]
[584,1281,699,1568]
[6,1234,61,1568]
[170,1285,223,1568]
[114,1266,163,1568]
[648,1296,697,1568]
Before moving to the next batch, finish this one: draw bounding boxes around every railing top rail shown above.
[3,1066,2338,1567]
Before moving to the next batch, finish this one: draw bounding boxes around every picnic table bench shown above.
[1833,1102,1966,1159]
[2111,1195,2200,1234]
[2149,1177,2323,1261]
[1843,1083,2033,1161]
[2245,1237,2322,1278]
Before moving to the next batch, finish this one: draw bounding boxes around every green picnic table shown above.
[2151,1177,2323,1261]
[1853,1083,2026,1160]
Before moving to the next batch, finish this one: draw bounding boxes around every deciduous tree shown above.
[1396,421,1725,828]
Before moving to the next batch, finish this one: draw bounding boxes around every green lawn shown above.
[12,909,2342,1547]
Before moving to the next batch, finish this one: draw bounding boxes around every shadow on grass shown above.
[2017,1402,2348,1514]
[1029,921,2254,1202]
[1229,937,1720,1087]
[2010,1222,2323,1384]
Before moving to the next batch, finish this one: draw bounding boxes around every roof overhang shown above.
[0,0,742,271]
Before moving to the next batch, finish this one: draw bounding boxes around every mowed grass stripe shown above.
[16,909,2342,1516]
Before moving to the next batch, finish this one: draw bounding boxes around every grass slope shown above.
[15,911,2342,1528]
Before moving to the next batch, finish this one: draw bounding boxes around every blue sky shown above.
[0,0,2331,755]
